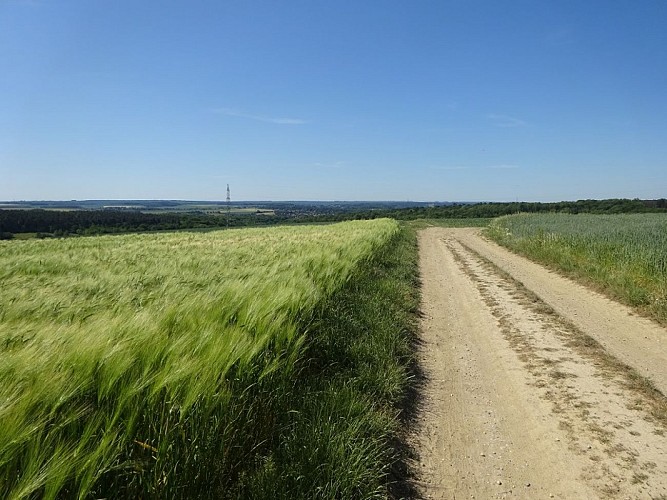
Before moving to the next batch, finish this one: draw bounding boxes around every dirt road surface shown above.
[413,228,667,499]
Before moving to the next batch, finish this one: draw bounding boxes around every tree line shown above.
[0,198,664,239]
[296,198,667,222]
[0,210,226,239]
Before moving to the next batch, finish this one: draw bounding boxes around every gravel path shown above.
[412,227,667,499]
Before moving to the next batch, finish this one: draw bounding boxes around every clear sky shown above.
[1,0,666,202]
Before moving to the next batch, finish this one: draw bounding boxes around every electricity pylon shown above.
[226,184,231,227]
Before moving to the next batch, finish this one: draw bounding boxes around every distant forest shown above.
[0,198,665,239]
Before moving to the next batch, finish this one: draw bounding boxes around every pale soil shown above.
[412,228,667,499]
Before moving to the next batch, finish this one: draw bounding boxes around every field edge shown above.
[231,224,422,498]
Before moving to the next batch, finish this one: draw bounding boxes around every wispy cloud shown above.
[213,108,307,125]
[431,164,521,171]
[487,114,527,128]
[314,161,345,169]
[430,166,469,171]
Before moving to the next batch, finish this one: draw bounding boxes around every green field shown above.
[487,213,667,324]
[0,219,418,498]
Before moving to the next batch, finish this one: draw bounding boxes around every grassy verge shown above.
[487,213,667,325]
[234,225,421,498]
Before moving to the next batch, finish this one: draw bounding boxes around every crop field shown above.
[0,219,418,498]
[487,213,667,324]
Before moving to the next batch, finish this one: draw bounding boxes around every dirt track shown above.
[412,228,667,499]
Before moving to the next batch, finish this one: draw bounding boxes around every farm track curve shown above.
[412,227,667,499]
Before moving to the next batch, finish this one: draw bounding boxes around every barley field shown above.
[0,219,407,498]
[487,213,667,324]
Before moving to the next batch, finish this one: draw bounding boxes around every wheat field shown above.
[0,219,400,498]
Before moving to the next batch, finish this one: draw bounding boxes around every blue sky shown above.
[1,0,666,202]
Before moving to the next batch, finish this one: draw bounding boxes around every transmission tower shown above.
[226,184,231,227]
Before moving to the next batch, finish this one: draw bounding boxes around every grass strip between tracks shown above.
[455,240,667,431]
